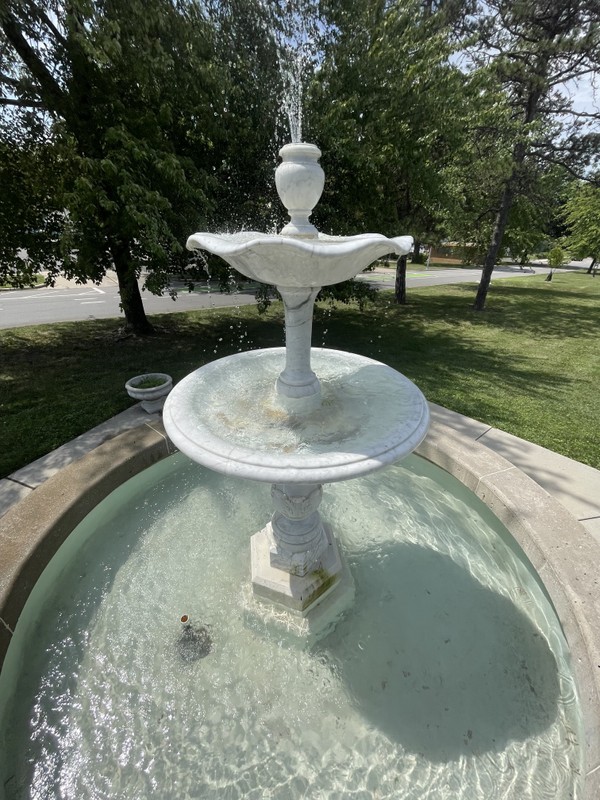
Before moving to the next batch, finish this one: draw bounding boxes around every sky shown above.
[566,74,600,116]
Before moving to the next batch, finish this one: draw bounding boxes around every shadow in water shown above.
[318,542,559,762]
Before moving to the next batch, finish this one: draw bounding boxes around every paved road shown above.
[356,264,550,290]
[0,282,259,330]
[0,263,558,330]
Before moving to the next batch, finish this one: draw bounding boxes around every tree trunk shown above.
[474,83,540,311]
[110,238,154,334]
[519,249,528,269]
[587,258,596,275]
[473,178,516,311]
[395,254,407,304]
[411,240,421,264]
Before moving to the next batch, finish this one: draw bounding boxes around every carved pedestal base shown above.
[251,522,348,615]
[268,483,329,576]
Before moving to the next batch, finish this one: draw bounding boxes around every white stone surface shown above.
[276,286,321,400]
[186,231,413,288]
[171,142,423,626]
[242,567,356,645]
[187,140,411,284]
[275,142,324,237]
[163,348,430,485]
[251,522,346,614]
[269,483,328,576]
[125,373,172,413]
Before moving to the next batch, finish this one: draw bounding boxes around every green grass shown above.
[0,271,598,478]
[0,274,45,289]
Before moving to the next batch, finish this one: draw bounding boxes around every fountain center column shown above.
[176,142,418,630]
[250,478,344,614]
[274,143,325,407]
[269,483,328,575]
[276,286,321,402]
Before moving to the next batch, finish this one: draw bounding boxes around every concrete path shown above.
[428,403,600,544]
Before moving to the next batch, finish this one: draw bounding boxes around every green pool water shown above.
[0,453,583,799]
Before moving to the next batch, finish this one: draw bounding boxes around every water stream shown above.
[267,0,323,142]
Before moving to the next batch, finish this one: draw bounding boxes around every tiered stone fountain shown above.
[0,147,586,800]
[163,142,430,626]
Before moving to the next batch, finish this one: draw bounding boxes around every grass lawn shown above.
[0,271,598,478]
[0,274,45,289]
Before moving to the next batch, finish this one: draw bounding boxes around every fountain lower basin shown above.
[164,348,430,615]
[164,348,430,484]
[0,451,585,799]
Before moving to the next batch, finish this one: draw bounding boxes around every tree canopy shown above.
[307,0,470,248]
[465,0,600,308]
[1,0,599,324]
[1,0,226,332]
[564,181,600,265]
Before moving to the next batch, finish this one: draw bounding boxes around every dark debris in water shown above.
[177,619,213,662]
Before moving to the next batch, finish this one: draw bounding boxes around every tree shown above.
[502,174,568,267]
[564,181,600,272]
[0,118,66,287]
[444,114,572,269]
[308,0,471,246]
[0,0,222,333]
[395,254,408,304]
[468,0,600,310]
[545,243,564,280]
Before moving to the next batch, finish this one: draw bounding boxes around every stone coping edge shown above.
[0,418,597,796]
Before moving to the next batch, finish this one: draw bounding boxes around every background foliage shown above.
[1,0,599,324]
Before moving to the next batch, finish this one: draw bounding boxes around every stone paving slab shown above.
[477,427,600,523]
[429,402,600,536]
[428,402,491,440]
[582,517,600,546]
[0,479,32,518]
[7,405,158,491]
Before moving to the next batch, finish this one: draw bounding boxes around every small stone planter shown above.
[125,373,173,413]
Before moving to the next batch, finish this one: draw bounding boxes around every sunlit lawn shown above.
[0,271,598,478]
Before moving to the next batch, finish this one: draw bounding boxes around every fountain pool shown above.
[0,449,584,799]
[1,137,598,799]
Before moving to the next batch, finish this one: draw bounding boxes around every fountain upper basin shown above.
[163,348,429,484]
[186,231,412,288]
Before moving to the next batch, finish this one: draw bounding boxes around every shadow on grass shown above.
[0,310,286,477]
[315,300,570,403]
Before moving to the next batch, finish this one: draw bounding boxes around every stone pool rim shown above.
[0,418,598,798]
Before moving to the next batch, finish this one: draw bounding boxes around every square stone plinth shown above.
[251,522,346,615]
